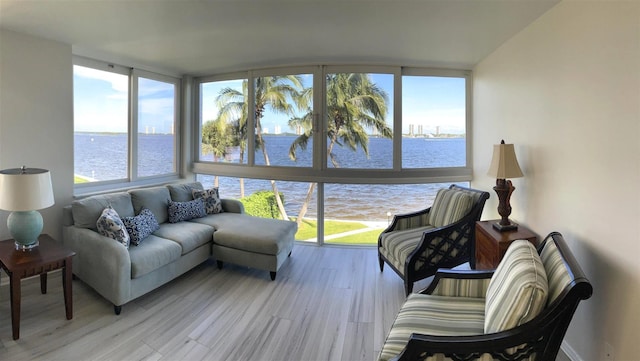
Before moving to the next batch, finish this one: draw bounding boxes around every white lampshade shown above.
[487,141,524,179]
[0,167,55,211]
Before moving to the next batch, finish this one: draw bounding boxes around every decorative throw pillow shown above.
[168,199,207,223]
[122,208,160,246]
[192,188,223,214]
[96,206,130,249]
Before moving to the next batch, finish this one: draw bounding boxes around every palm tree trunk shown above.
[295,139,338,227]
[256,129,288,220]
[239,151,245,197]
[296,182,316,228]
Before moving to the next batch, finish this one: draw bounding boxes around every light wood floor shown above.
[0,244,432,361]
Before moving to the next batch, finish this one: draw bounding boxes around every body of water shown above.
[75,133,467,222]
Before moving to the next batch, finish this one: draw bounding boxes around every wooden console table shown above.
[475,220,538,270]
[0,234,75,340]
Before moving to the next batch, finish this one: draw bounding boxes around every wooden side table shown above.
[475,220,538,270]
[0,234,75,340]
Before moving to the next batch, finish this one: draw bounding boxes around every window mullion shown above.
[130,69,138,182]
[247,71,256,166]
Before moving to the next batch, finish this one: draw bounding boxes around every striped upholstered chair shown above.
[378,232,593,361]
[378,185,490,295]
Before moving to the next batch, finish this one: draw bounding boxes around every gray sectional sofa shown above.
[62,182,296,314]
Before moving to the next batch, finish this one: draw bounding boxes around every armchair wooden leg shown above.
[378,254,384,272]
[114,305,122,315]
[404,279,413,296]
[216,260,223,270]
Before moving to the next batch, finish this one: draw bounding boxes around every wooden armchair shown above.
[378,232,593,361]
[378,185,490,295]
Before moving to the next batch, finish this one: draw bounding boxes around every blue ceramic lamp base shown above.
[7,210,43,250]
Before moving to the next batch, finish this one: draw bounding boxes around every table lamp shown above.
[487,140,523,231]
[0,166,55,250]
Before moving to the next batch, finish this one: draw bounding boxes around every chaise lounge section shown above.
[62,182,296,314]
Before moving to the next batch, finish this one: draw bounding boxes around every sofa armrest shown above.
[222,198,245,214]
[62,226,132,306]
[422,269,493,298]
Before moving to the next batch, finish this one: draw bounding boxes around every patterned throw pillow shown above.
[168,199,207,223]
[192,188,223,214]
[96,206,130,249]
[122,208,160,246]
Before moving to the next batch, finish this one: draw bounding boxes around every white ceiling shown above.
[0,0,559,76]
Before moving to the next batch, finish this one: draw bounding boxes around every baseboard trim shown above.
[561,340,583,361]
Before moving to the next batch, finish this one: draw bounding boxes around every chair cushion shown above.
[540,240,572,305]
[485,240,548,334]
[379,225,435,274]
[429,188,474,228]
[378,293,485,361]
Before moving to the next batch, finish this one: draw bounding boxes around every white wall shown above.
[473,1,640,360]
[0,29,74,241]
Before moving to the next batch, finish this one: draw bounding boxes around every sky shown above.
[74,66,466,135]
[74,66,175,134]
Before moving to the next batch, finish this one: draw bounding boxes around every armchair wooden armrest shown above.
[389,325,544,361]
[422,269,494,298]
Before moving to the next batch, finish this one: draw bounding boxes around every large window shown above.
[194,66,471,245]
[73,58,180,192]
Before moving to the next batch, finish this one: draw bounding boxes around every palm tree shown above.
[216,84,249,196]
[289,73,392,228]
[215,75,306,219]
[201,118,234,187]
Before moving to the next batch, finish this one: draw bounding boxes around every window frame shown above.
[73,56,182,195]
[193,65,472,185]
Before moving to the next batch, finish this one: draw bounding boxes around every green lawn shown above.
[295,218,367,239]
[295,218,384,245]
[326,228,384,245]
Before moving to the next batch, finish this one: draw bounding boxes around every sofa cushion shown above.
[128,235,182,279]
[196,214,296,255]
[168,199,206,223]
[378,225,435,275]
[429,188,473,228]
[378,293,485,361]
[167,182,204,202]
[485,240,548,334]
[193,187,224,214]
[96,206,130,249]
[154,221,214,255]
[122,208,160,246]
[72,192,135,230]
[129,186,172,224]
